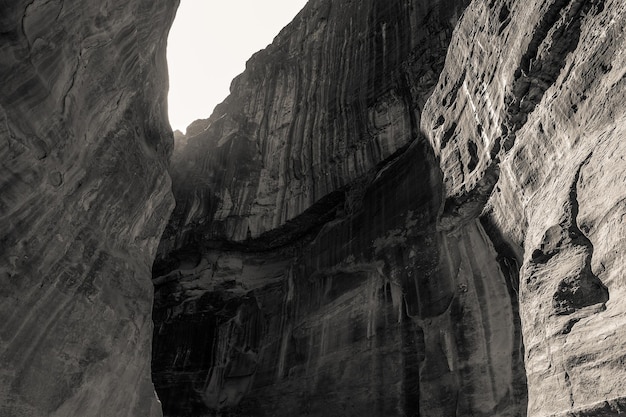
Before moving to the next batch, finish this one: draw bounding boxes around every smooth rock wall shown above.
[235,141,527,416]
[154,139,527,416]
[153,1,530,415]
[0,1,178,416]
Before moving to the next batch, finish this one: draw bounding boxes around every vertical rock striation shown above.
[153,0,528,416]
[2,0,623,414]
[159,0,470,249]
[0,1,178,416]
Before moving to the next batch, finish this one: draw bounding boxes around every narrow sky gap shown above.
[167,0,309,133]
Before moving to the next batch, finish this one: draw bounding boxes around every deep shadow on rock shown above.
[1,0,625,416]
[154,0,626,416]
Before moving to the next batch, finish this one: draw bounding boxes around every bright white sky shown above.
[167,0,309,133]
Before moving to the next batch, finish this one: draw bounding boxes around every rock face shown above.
[158,0,471,249]
[423,0,626,415]
[0,1,177,416]
[152,0,530,416]
[2,0,623,415]
[154,0,626,416]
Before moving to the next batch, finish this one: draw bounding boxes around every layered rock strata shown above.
[158,0,471,249]
[6,0,618,415]
[0,1,178,416]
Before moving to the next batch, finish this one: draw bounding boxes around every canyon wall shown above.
[0,1,178,416]
[423,0,626,414]
[158,0,471,250]
[1,0,623,416]
[153,0,528,416]
[155,0,626,416]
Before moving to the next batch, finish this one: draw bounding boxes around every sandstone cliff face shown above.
[155,0,626,415]
[159,0,470,250]
[2,0,623,414]
[422,0,626,415]
[153,0,532,416]
[0,1,177,416]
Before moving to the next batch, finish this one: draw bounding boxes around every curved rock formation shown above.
[0,1,178,416]
[158,0,470,249]
[152,0,528,416]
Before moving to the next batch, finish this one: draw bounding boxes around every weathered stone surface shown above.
[6,0,621,415]
[156,0,626,413]
[153,0,533,416]
[0,1,177,416]
[422,0,626,415]
[155,140,527,416]
[159,0,470,249]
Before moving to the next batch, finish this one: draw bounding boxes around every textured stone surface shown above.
[4,0,622,415]
[422,0,626,415]
[153,0,531,416]
[156,0,626,414]
[0,1,177,416]
[159,0,470,249]
[154,140,527,416]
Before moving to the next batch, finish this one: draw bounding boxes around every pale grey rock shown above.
[423,0,626,415]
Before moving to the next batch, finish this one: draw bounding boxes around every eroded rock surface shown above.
[155,0,626,415]
[0,1,178,416]
[159,0,471,248]
[153,0,531,416]
[423,0,626,415]
[5,0,621,415]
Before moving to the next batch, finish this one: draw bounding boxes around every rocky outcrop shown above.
[154,140,527,416]
[0,1,177,416]
[6,0,618,415]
